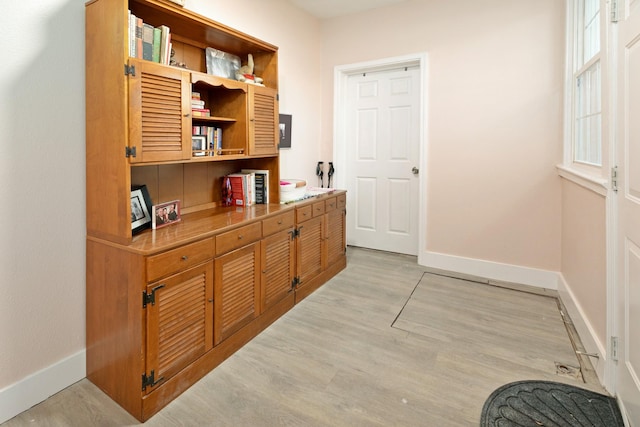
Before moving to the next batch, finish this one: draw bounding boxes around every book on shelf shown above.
[191,109,211,117]
[135,17,143,59]
[142,23,154,61]
[159,25,170,65]
[241,169,269,204]
[192,91,200,99]
[128,12,136,57]
[225,173,250,207]
[191,99,205,109]
[152,27,161,62]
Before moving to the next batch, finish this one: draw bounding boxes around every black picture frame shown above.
[131,184,153,235]
[279,114,292,149]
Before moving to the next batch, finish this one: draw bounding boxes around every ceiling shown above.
[287,0,406,19]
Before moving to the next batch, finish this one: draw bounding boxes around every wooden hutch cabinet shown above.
[85,0,346,422]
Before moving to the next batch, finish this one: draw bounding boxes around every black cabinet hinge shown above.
[142,370,163,391]
[289,228,301,240]
[124,64,136,76]
[142,284,165,308]
[125,146,137,158]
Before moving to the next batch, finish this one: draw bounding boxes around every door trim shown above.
[334,53,428,259]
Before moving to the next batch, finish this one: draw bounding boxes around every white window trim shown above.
[562,0,611,185]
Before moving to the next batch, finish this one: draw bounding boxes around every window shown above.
[572,0,602,166]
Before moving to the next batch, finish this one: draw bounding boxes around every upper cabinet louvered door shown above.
[128,60,191,163]
[248,85,278,156]
[145,262,213,394]
[214,242,261,345]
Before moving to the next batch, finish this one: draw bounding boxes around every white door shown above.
[345,66,420,255]
[616,0,640,423]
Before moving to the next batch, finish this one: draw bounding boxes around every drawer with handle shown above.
[146,237,214,282]
[263,210,295,237]
[215,222,262,256]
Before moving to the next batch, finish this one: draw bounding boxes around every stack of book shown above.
[223,170,269,206]
[191,91,210,117]
[128,11,171,65]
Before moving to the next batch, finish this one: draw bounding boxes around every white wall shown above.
[0,0,86,392]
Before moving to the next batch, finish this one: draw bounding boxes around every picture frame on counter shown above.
[152,200,181,229]
[131,184,153,235]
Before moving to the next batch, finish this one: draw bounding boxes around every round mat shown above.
[480,380,624,427]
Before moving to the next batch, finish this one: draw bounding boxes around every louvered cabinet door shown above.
[128,59,192,163]
[144,262,213,393]
[261,228,295,312]
[296,215,325,290]
[248,85,278,156]
[326,208,346,266]
[214,242,261,345]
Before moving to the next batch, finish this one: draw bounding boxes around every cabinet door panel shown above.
[327,208,346,265]
[214,243,260,345]
[145,262,213,393]
[297,215,324,288]
[262,227,295,311]
[248,85,278,156]
[129,60,191,163]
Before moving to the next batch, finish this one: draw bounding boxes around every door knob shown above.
[412,167,419,175]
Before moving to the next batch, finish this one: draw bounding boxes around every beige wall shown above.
[0,0,609,419]
[561,179,607,345]
[321,0,565,271]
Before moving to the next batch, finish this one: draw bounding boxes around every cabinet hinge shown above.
[142,284,165,308]
[611,336,619,361]
[612,166,618,193]
[141,370,163,391]
[124,64,136,76]
[291,276,300,290]
[290,228,301,240]
[611,0,619,23]
[125,146,137,158]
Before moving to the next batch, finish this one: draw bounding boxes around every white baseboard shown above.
[419,250,560,289]
[0,350,86,424]
[557,273,607,385]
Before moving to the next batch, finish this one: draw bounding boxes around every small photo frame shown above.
[192,135,207,156]
[131,185,153,235]
[152,200,181,229]
[279,114,292,149]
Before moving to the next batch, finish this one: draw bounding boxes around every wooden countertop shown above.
[87,190,345,255]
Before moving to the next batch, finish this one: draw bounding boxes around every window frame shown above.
[563,0,611,179]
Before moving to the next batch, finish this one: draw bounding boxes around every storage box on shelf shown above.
[86,0,346,422]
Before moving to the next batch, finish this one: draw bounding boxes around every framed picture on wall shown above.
[279,114,292,149]
[131,185,153,235]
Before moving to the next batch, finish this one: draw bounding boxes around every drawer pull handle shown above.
[277,220,282,225]
[181,256,188,261]
[208,299,213,303]
[238,235,243,240]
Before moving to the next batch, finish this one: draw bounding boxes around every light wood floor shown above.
[2,247,605,426]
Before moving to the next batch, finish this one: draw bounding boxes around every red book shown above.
[226,175,246,206]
